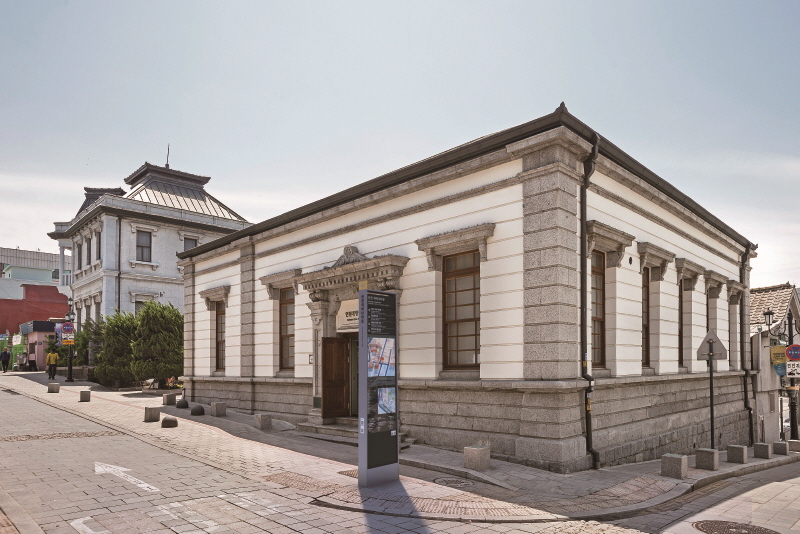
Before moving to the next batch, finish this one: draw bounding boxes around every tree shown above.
[130,301,183,389]
[75,318,105,366]
[93,311,137,387]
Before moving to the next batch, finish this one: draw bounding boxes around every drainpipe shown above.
[580,132,601,469]
[740,242,754,445]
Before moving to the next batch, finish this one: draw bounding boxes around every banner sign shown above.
[54,323,62,347]
[787,361,800,378]
[775,363,787,376]
[772,346,788,365]
[12,335,21,346]
[358,289,399,487]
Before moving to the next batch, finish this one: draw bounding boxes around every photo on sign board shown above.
[377,387,396,415]
[367,337,395,377]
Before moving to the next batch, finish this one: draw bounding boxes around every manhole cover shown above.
[434,477,473,488]
[693,521,780,534]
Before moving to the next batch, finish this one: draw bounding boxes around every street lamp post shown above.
[65,298,76,382]
[764,307,800,441]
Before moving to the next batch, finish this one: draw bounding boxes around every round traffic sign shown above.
[787,344,800,361]
[62,322,74,334]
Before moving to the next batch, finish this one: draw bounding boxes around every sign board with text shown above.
[786,345,800,361]
[772,346,788,365]
[358,289,399,488]
[787,362,800,378]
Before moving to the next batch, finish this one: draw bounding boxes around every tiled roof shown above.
[125,178,247,222]
[750,282,796,334]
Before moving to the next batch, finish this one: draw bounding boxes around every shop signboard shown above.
[12,335,21,346]
[54,323,62,347]
[772,346,788,365]
[358,289,398,488]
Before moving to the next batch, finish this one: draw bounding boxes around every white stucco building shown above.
[49,163,250,332]
[178,105,758,472]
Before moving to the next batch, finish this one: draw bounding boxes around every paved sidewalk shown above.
[2,371,798,530]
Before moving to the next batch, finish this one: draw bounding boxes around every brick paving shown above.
[1,371,800,533]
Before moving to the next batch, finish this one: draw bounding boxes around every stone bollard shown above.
[661,454,688,479]
[789,440,800,452]
[144,407,161,423]
[754,442,772,459]
[727,445,748,464]
[774,441,789,455]
[210,402,226,417]
[161,416,178,428]
[176,397,189,409]
[254,414,272,431]
[696,448,719,471]
[162,393,177,406]
[47,383,60,393]
[190,405,204,416]
[79,390,91,402]
[464,445,490,471]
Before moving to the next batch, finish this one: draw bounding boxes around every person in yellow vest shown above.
[46,351,59,380]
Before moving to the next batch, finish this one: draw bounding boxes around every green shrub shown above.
[93,311,137,388]
[130,301,184,389]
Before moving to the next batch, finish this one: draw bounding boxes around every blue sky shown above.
[1,1,798,287]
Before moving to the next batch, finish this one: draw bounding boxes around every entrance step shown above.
[295,421,412,449]
[335,417,359,427]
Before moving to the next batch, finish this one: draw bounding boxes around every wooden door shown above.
[322,337,350,419]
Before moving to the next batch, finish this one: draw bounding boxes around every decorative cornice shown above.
[727,280,746,304]
[259,269,301,300]
[199,285,230,310]
[675,258,705,290]
[637,242,676,281]
[586,221,634,268]
[295,250,410,297]
[415,223,495,271]
[129,290,160,304]
[331,245,369,268]
[704,270,727,299]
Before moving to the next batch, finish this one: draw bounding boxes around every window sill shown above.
[276,369,295,378]
[438,369,480,381]
[130,260,159,271]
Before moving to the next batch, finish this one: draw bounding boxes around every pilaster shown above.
[239,242,255,377]
[513,127,590,380]
[307,298,332,424]
[650,272,680,374]
[180,260,195,378]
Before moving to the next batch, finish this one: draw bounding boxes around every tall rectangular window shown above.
[280,288,295,369]
[86,237,92,264]
[444,250,480,368]
[591,251,606,367]
[642,267,651,367]
[215,302,226,371]
[96,232,101,261]
[76,244,83,270]
[136,231,152,262]
[678,280,684,367]
[184,238,198,252]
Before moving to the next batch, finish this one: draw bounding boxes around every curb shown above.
[0,483,45,534]
[398,457,521,491]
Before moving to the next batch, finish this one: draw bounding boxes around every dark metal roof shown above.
[178,105,752,260]
[126,179,247,221]
[77,187,126,215]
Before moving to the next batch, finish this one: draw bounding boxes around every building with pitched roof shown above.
[49,163,250,341]
[178,105,757,472]
[749,282,800,442]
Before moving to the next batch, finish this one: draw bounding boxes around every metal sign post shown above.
[358,289,399,487]
[697,330,727,449]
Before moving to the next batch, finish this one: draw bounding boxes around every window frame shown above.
[96,232,101,262]
[215,302,226,371]
[86,237,92,265]
[642,267,651,367]
[442,250,481,370]
[279,287,295,370]
[591,251,606,368]
[76,244,83,270]
[136,231,152,263]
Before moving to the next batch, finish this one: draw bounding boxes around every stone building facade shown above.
[49,163,250,336]
[178,105,757,473]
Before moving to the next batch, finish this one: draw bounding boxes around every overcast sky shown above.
[2,1,798,288]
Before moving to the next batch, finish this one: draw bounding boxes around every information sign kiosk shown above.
[358,289,399,487]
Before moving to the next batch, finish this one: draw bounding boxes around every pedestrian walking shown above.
[46,350,59,379]
[0,347,10,373]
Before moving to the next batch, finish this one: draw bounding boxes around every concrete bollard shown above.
[254,414,272,430]
[162,393,177,406]
[176,397,189,409]
[47,383,60,393]
[727,445,748,464]
[144,407,161,423]
[161,416,178,428]
[696,448,719,471]
[210,402,226,417]
[789,440,800,452]
[774,441,789,455]
[79,390,91,402]
[464,446,491,471]
[754,442,772,459]
[190,405,204,416]
[661,454,688,479]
